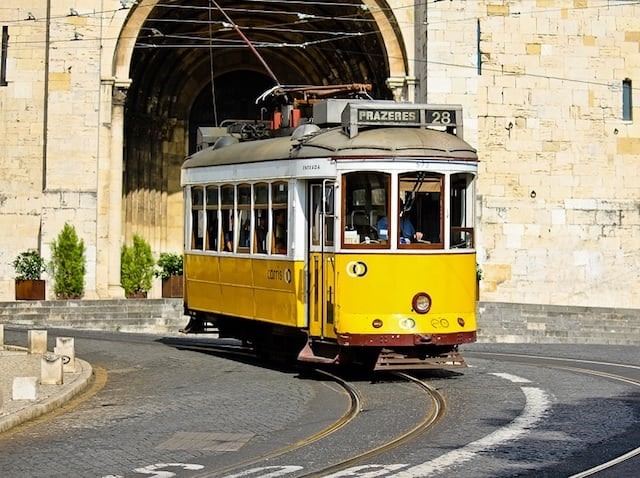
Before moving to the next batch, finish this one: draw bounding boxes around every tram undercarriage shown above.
[182,312,468,371]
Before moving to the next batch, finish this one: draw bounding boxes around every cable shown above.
[207,1,218,126]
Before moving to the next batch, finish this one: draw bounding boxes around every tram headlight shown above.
[412,292,432,314]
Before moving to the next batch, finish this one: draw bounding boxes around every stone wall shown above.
[424,1,640,309]
[477,301,640,345]
[0,299,186,335]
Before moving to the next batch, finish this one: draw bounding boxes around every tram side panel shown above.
[184,254,306,329]
[332,252,477,345]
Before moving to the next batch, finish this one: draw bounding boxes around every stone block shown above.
[13,376,39,400]
[54,337,76,372]
[41,353,63,385]
[28,329,47,354]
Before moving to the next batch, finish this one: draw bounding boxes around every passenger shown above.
[224,216,234,251]
[255,216,267,253]
[273,210,287,253]
[376,200,423,243]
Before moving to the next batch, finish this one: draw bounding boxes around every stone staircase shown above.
[0,299,187,335]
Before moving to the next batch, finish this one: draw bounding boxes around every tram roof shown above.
[182,125,477,170]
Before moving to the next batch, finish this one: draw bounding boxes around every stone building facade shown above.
[0,1,638,315]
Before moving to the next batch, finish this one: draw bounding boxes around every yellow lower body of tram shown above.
[183,250,477,369]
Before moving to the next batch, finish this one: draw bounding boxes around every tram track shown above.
[171,356,445,478]
[297,371,446,478]
[467,350,640,478]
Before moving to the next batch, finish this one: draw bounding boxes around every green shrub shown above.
[50,223,86,299]
[121,234,155,297]
[12,249,47,280]
[155,252,183,280]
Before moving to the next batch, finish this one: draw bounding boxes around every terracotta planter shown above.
[15,279,46,300]
[162,275,183,298]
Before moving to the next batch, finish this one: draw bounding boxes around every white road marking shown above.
[490,372,531,383]
[390,373,552,477]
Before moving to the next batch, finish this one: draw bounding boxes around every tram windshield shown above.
[342,172,390,248]
[341,170,475,249]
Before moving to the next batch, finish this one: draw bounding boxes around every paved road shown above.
[1,328,638,478]
[0,328,347,478]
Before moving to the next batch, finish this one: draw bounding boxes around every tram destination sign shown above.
[342,103,462,138]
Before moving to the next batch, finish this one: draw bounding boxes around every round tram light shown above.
[399,318,416,330]
[372,318,383,329]
[412,292,432,314]
[457,317,466,327]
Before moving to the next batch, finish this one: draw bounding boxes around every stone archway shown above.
[107,0,415,296]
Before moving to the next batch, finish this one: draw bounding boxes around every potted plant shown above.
[12,249,47,300]
[50,222,86,299]
[155,252,184,298]
[120,234,155,298]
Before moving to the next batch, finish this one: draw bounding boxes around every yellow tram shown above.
[181,100,478,370]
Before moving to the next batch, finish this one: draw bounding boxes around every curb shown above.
[0,357,93,434]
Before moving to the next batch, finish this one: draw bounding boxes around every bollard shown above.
[41,353,63,385]
[28,329,48,355]
[54,337,76,372]
[13,376,39,400]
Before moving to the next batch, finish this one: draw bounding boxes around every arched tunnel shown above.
[121,0,407,250]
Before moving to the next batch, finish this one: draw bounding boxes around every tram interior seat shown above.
[349,209,379,241]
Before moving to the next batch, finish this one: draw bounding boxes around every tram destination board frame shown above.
[342,102,464,139]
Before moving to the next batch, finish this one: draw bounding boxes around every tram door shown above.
[308,181,336,339]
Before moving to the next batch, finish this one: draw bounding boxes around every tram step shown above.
[297,342,339,365]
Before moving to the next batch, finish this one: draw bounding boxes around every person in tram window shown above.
[224,215,234,252]
[376,199,423,243]
[273,209,287,254]
[255,215,267,253]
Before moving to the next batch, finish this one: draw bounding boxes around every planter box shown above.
[15,279,45,300]
[162,275,183,298]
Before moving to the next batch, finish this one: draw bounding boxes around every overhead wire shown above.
[2,0,640,92]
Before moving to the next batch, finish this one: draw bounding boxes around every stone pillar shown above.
[41,353,63,385]
[13,377,39,400]
[54,337,76,372]
[107,79,131,298]
[28,330,47,354]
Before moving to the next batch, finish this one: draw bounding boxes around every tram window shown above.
[205,186,219,251]
[342,172,390,248]
[190,187,204,250]
[254,183,269,254]
[451,173,475,249]
[273,209,287,254]
[238,184,251,251]
[324,184,335,247]
[398,172,443,247]
[272,182,288,204]
[221,185,235,252]
[311,184,322,247]
[272,182,288,254]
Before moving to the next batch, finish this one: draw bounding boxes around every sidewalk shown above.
[0,345,93,434]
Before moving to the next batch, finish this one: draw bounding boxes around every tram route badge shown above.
[346,261,368,278]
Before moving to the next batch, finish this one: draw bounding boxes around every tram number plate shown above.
[426,109,457,126]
